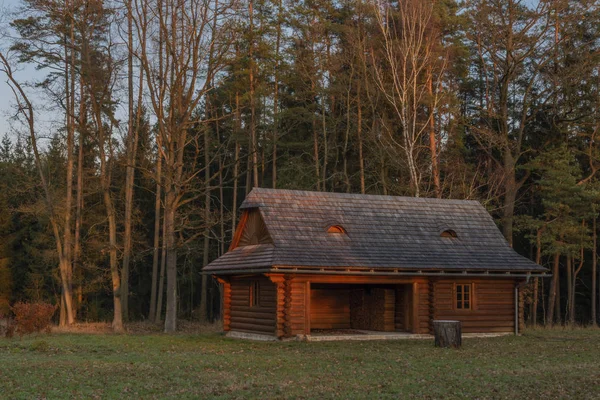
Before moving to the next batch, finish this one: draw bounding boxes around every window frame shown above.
[440,229,458,238]
[327,225,347,234]
[453,283,475,311]
[249,280,260,308]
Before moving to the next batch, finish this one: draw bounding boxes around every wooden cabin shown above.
[204,188,547,339]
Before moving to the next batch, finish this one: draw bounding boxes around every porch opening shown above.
[309,283,416,334]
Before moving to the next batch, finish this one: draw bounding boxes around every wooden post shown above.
[428,280,435,334]
[433,320,462,348]
[283,275,293,338]
[304,281,311,335]
[214,276,230,332]
[412,282,420,333]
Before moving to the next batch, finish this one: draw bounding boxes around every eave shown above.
[204,265,549,278]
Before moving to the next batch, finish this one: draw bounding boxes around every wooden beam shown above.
[275,279,284,338]
[428,280,435,334]
[265,273,285,284]
[283,275,293,337]
[412,281,419,334]
[283,274,428,285]
[222,281,231,331]
[213,275,230,285]
[229,210,249,251]
[305,281,311,335]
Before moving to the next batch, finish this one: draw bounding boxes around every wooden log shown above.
[433,320,462,348]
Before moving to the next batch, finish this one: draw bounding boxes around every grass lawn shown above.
[1,328,599,399]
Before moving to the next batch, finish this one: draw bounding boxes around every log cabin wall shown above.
[310,286,351,330]
[431,278,517,333]
[416,281,431,334]
[226,274,521,338]
[393,282,431,334]
[230,275,277,335]
[395,285,409,332]
[288,278,309,336]
[222,280,231,331]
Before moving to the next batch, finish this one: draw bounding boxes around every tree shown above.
[135,0,236,331]
[371,0,447,197]
[466,0,557,245]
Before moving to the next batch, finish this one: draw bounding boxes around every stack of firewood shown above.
[350,289,369,329]
[350,288,395,331]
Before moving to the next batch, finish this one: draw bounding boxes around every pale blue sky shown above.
[0,0,128,146]
[0,0,26,141]
[0,0,56,144]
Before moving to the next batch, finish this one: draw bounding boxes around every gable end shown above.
[230,208,273,250]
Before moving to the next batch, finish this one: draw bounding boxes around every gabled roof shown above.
[204,188,546,275]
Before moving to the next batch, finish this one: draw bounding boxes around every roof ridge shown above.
[247,187,481,204]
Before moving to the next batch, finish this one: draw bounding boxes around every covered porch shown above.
[266,274,431,339]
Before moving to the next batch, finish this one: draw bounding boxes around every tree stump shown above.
[433,320,462,348]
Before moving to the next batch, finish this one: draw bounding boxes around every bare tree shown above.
[372,0,446,197]
[0,51,75,324]
[468,0,556,245]
[135,0,236,331]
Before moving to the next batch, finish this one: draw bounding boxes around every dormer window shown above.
[441,229,457,238]
[327,225,346,234]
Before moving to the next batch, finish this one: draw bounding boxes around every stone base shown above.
[224,330,513,342]
[225,331,278,341]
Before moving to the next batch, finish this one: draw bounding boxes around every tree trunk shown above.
[312,78,320,191]
[555,262,561,325]
[427,68,440,198]
[79,15,123,332]
[532,228,542,327]
[149,149,162,320]
[357,81,365,194]
[232,89,240,236]
[120,0,138,322]
[433,320,461,348]
[272,0,281,189]
[199,103,212,322]
[321,89,328,191]
[343,70,353,192]
[155,204,168,323]
[164,189,177,332]
[566,255,572,324]
[232,140,240,237]
[217,110,225,257]
[502,153,517,247]
[105,188,124,332]
[60,6,75,325]
[73,77,86,319]
[249,0,258,188]
[546,253,559,325]
[593,216,597,326]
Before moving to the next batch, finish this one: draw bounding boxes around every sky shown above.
[0,0,51,143]
[0,0,128,146]
[0,0,24,141]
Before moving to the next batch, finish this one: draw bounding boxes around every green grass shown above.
[1,329,599,399]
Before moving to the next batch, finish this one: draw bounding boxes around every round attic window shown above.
[327,225,346,234]
[440,229,458,238]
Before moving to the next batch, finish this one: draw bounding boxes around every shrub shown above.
[10,302,57,338]
[29,340,50,352]
[5,322,15,338]
[0,298,10,318]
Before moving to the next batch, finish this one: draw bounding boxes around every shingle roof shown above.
[204,188,546,274]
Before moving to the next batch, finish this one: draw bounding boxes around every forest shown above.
[0,0,598,332]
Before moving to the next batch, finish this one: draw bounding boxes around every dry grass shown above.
[1,328,599,399]
[51,320,221,335]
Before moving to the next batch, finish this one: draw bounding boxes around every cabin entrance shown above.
[309,283,414,333]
